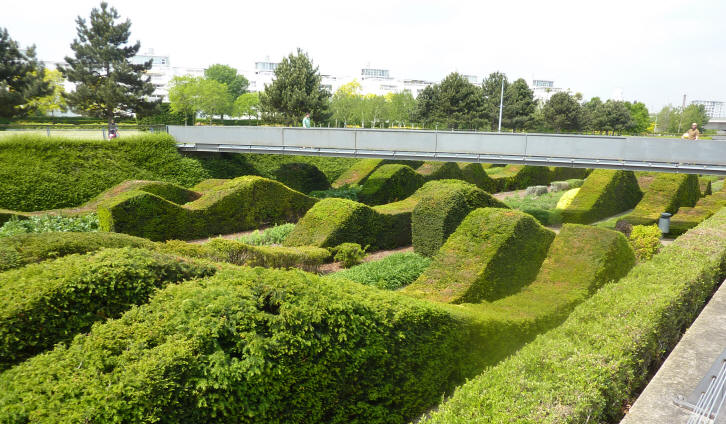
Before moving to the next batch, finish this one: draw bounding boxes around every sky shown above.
[4,0,725,112]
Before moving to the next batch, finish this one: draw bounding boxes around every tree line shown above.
[0,2,710,136]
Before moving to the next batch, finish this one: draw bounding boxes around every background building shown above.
[691,100,726,119]
[531,79,563,103]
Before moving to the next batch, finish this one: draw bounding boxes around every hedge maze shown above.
[3,135,726,424]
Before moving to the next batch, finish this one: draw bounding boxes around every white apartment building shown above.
[531,79,563,103]
[130,49,205,101]
[691,100,726,119]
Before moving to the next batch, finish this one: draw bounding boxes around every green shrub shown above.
[700,176,713,196]
[561,169,642,224]
[0,209,28,226]
[0,247,215,370]
[326,252,431,290]
[669,191,726,235]
[0,266,488,423]
[358,164,425,205]
[502,191,567,226]
[238,223,296,246]
[191,178,231,192]
[97,176,317,241]
[629,224,661,261]
[566,178,584,188]
[423,206,726,424]
[0,214,99,238]
[332,159,384,188]
[549,166,589,181]
[489,165,553,191]
[309,184,362,200]
[0,134,209,211]
[412,181,508,257]
[404,208,555,303]
[283,198,409,250]
[0,246,19,272]
[416,161,464,181]
[272,162,331,193]
[624,173,701,225]
[331,242,368,268]
[457,162,497,192]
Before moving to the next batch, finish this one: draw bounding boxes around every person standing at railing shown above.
[302,113,311,128]
[682,122,700,140]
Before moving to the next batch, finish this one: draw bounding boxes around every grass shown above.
[502,191,566,226]
[327,252,431,290]
[238,223,296,246]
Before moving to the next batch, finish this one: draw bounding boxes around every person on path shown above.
[682,122,700,140]
[302,113,311,128]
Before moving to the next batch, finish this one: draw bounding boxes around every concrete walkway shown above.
[621,279,726,423]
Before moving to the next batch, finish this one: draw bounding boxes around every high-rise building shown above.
[691,100,726,119]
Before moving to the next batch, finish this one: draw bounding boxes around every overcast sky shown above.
[4,0,725,111]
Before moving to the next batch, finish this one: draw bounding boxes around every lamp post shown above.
[498,78,504,133]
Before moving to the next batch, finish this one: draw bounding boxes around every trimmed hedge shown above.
[0,134,210,212]
[488,165,552,191]
[412,181,508,257]
[0,247,215,370]
[457,162,497,192]
[549,166,590,182]
[0,231,154,271]
[403,208,555,303]
[0,266,488,424]
[416,162,464,181]
[623,173,701,225]
[191,178,230,192]
[358,164,425,205]
[668,190,726,236]
[332,159,383,188]
[97,176,317,241]
[561,169,642,224]
[283,198,409,250]
[700,177,713,196]
[272,162,331,194]
[326,252,432,290]
[423,204,726,424]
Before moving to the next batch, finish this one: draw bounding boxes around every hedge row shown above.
[457,162,497,193]
[272,162,331,193]
[358,164,425,205]
[98,176,317,241]
[561,169,642,224]
[0,266,488,424]
[423,205,726,423]
[412,181,507,257]
[0,247,215,370]
[404,208,555,303]
[416,162,464,181]
[332,159,384,188]
[623,173,701,226]
[669,190,726,236]
[487,165,589,192]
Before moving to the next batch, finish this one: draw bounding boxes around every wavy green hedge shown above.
[669,190,726,236]
[412,181,507,257]
[423,205,726,424]
[358,164,425,205]
[0,247,215,370]
[488,165,552,191]
[561,169,642,224]
[416,162,464,181]
[0,266,488,424]
[272,162,330,193]
[404,208,555,303]
[98,176,317,241]
[332,158,384,188]
[457,163,497,193]
[624,173,700,226]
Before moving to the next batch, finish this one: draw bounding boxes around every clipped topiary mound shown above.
[403,208,555,304]
[700,177,713,196]
[489,165,553,191]
[98,176,317,241]
[283,197,409,250]
[416,161,464,181]
[411,181,508,257]
[623,173,701,226]
[457,162,497,192]
[668,190,726,236]
[332,159,383,188]
[561,169,642,224]
[272,162,331,194]
[358,164,424,205]
[549,166,589,182]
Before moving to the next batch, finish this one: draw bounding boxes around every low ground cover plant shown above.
[238,223,296,246]
[0,214,99,237]
[502,191,566,226]
[327,252,431,290]
[330,242,368,268]
[309,184,362,200]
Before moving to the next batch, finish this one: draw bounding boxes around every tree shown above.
[599,100,632,135]
[234,92,260,119]
[543,92,583,132]
[414,85,437,125]
[386,90,417,127]
[582,97,604,133]
[0,27,51,118]
[27,69,67,116]
[60,2,157,130]
[502,78,536,131]
[168,75,198,125]
[625,101,650,135]
[191,78,232,124]
[415,73,484,130]
[655,105,678,134]
[205,64,248,119]
[481,72,508,130]
[330,80,362,126]
[681,104,709,131]
[259,49,330,125]
[363,94,388,127]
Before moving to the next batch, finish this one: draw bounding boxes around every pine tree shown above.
[0,27,51,118]
[60,2,156,130]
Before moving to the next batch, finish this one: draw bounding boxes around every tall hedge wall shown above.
[623,173,701,226]
[422,205,726,423]
[0,247,215,370]
[561,169,642,224]
[412,181,508,257]
[0,266,488,424]
[457,162,497,193]
[97,176,317,241]
[358,164,425,205]
[404,208,555,304]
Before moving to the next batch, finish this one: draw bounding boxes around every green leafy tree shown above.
[502,78,536,131]
[625,101,650,135]
[414,85,437,126]
[681,104,709,131]
[330,80,362,126]
[364,94,388,127]
[418,72,485,130]
[204,64,248,119]
[168,75,198,125]
[386,90,417,127]
[481,72,508,130]
[60,2,157,130]
[234,92,260,119]
[0,27,51,118]
[543,92,583,132]
[655,105,677,134]
[27,69,67,116]
[582,97,604,133]
[259,49,330,125]
[599,100,632,135]
[192,78,232,124]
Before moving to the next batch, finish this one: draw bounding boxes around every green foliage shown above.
[332,159,384,188]
[624,173,701,225]
[205,64,249,100]
[0,27,51,118]
[233,92,260,118]
[700,177,713,196]
[456,162,497,192]
[331,242,368,268]
[326,252,431,290]
[629,224,661,261]
[0,134,209,211]
[238,223,295,246]
[0,246,19,272]
[502,78,537,131]
[415,161,464,181]
[503,191,567,226]
[0,266,486,423]
[669,191,726,236]
[543,91,583,132]
[359,164,425,205]
[0,214,98,237]
[423,207,726,424]
[0,247,215,370]
[566,178,585,188]
[136,102,187,125]
[98,176,317,241]
[272,162,331,193]
[404,208,555,303]
[309,184,362,201]
[60,3,156,125]
[412,181,508,257]
[418,73,486,129]
[561,169,642,224]
[489,165,553,191]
